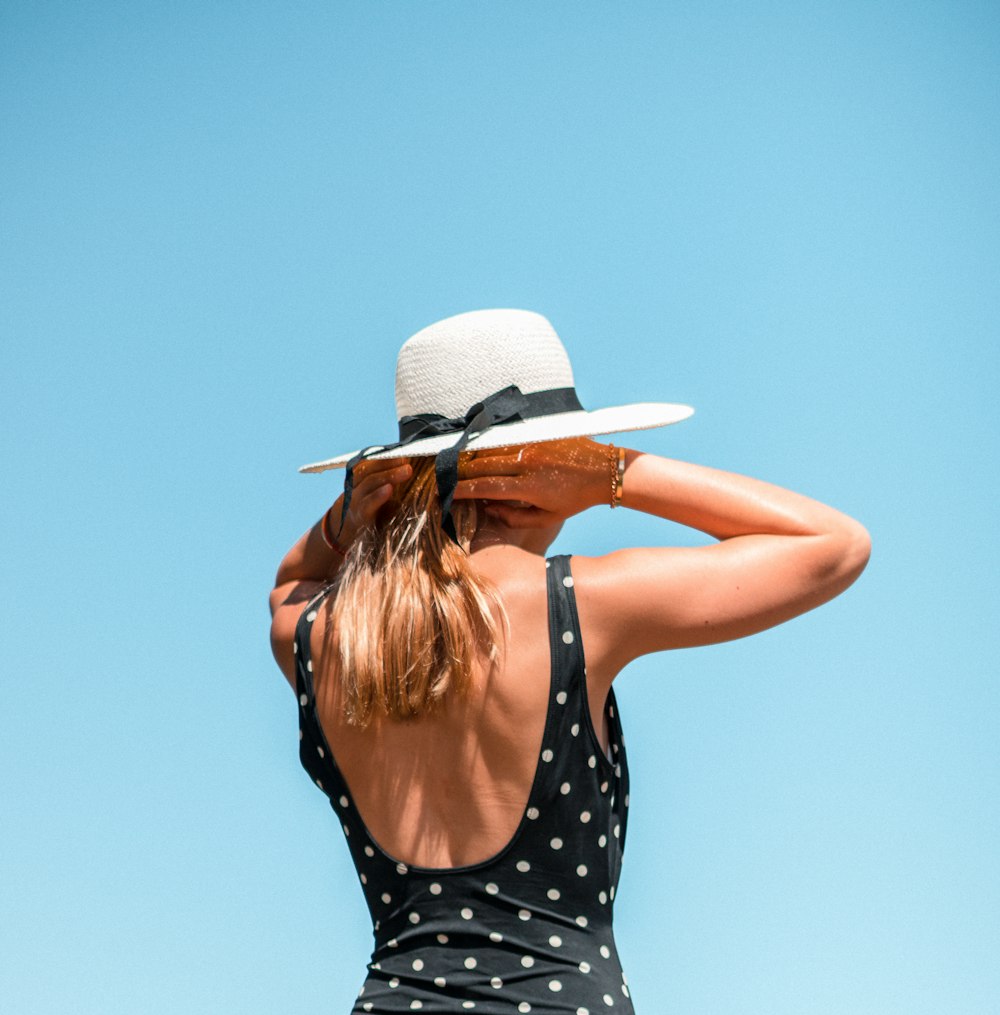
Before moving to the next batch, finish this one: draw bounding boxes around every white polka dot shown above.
[389,977,399,988]
[542,749,554,762]
[588,755,597,768]
[387,938,398,948]
[306,660,313,672]
[396,862,408,875]
[360,873,367,884]
[571,723,580,736]
[599,834,607,847]
[363,1005,373,1012]
[490,976,503,989]
[600,945,611,958]
[562,631,574,644]
[516,860,531,872]
[342,823,349,836]
[547,888,561,901]
[464,956,477,969]
[603,995,614,1007]
[625,794,630,807]
[298,729,303,741]
[437,933,449,944]
[489,931,503,943]
[519,1005,532,1014]
[622,986,630,998]
[412,958,424,971]
[371,962,381,970]
[518,908,531,921]
[317,745,324,758]
[526,807,540,820]
[521,956,535,968]
[434,976,446,987]
[580,810,591,823]
[411,1003,423,1011]
[545,561,551,568]
[408,912,420,924]
[429,882,442,895]
[577,1009,590,1015]
[293,641,298,653]
[549,934,562,947]
[306,610,317,622]
[381,893,391,904]
[556,690,568,704]
[549,979,563,992]
[364,845,375,857]
[339,794,348,807]
[599,891,608,904]
[563,575,574,587]
[610,885,616,900]
[315,778,323,790]
[609,705,614,717]
[614,824,620,838]
[461,907,473,920]
[577,864,588,877]
[550,837,563,849]
[462,1004,475,1010]
[601,781,609,793]
[560,782,571,795]
[299,693,308,706]
[485,882,499,895]
[576,915,588,927]
[580,960,591,973]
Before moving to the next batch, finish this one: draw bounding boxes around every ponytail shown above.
[321,458,507,727]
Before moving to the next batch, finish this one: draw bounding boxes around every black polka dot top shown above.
[294,554,634,1014]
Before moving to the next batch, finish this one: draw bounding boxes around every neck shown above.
[469,513,562,557]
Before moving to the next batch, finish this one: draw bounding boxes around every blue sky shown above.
[1,3,997,1013]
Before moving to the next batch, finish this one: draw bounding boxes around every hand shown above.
[453,438,612,528]
[332,458,413,546]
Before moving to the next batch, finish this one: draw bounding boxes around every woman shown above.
[269,309,871,1013]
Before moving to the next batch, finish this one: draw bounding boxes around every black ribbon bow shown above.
[337,384,583,544]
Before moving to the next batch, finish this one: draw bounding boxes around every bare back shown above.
[306,546,613,870]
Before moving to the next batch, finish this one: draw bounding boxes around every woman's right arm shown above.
[457,440,871,680]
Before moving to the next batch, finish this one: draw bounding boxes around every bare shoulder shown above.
[570,532,869,679]
[268,578,330,692]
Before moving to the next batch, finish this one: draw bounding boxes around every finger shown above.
[355,462,412,495]
[354,457,413,483]
[355,482,394,521]
[452,477,526,501]
[458,452,523,477]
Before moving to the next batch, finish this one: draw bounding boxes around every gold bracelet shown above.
[613,445,625,507]
[608,444,625,508]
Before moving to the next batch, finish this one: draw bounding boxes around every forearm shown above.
[620,450,868,543]
[274,495,346,587]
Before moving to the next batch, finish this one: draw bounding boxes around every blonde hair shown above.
[320,458,507,727]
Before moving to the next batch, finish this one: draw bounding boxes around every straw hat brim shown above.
[298,402,694,474]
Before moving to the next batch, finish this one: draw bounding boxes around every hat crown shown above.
[395,309,576,420]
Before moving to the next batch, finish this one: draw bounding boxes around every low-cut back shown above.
[294,554,633,1013]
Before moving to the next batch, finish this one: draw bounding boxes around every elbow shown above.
[825,519,872,591]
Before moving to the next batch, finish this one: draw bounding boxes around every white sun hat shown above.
[301,308,694,541]
[298,308,694,475]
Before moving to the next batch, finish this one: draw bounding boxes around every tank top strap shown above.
[293,583,350,804]
[544,553,588,736]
